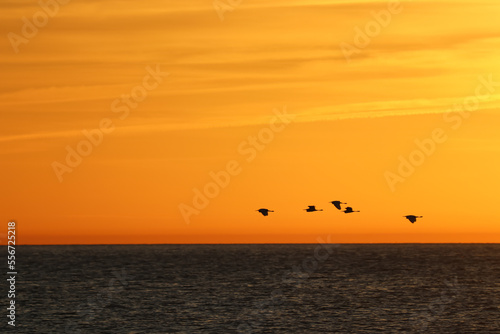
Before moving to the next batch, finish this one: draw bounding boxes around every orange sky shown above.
[1,0,500,244]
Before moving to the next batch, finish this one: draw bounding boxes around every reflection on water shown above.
[13,244,500,333]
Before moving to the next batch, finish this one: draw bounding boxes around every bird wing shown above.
[407,216,416,223]
[333,202,341,210]
[308,206,315,210]
[257,209,268,216]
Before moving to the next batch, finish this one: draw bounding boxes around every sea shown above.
[7,244,500,333]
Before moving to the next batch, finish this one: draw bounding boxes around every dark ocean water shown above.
[7,244,500,333]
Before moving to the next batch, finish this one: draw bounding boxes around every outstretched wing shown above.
[333,201,342,210]
[406,216,416,223]
[258,209,269,216]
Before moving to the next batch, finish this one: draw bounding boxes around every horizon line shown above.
[6,242,500,246]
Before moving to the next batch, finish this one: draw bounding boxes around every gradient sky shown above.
[1,0,500,244]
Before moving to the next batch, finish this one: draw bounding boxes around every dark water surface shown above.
[8,244,500,333]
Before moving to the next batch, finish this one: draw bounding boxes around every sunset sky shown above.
[1,0,500,244]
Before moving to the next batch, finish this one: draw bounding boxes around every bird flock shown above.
[257,201,423,223]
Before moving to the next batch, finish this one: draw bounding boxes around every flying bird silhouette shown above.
[257,208,274,216]
[343,207,360,214]
[404,215,422,223]
[304,205,323,212]
[330,201,347,210]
